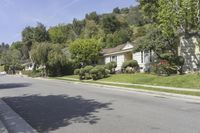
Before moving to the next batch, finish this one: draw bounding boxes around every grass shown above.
[52,77,200,97]
[0,66,4,72]
[99,73,200,89]
[57,73,200,89]
[56,75,79,80]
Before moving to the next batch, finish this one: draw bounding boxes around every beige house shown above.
[101,42,153,72]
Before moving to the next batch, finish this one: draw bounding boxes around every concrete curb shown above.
[0,99,38,133]
[33,77,200,103]
[0,119,8,133]
[70,81,200,102]
[55,77,200,92]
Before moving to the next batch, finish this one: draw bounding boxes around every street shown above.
[0,75,200,133]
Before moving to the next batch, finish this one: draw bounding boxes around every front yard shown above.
[99,73,200,89]
[57,73,200,89]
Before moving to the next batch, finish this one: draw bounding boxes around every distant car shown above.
[0,71,6,76]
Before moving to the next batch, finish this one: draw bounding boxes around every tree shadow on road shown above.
[0,83,31,89]
[2,95,113,132]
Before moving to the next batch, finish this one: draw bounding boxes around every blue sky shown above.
[0,0,138,44]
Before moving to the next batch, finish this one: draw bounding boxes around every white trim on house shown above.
[103,49,133,56]
[102,42,152,72]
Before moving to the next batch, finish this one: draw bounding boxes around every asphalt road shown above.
[0,75,200,133]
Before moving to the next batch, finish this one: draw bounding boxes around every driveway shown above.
[0,75,200,133]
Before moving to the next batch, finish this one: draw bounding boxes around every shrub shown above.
[90,68,99,80]
[77,65,94,80]
[152,60,177,76]
[21,70,42,77]
[122,60,139,73]
[79,68,85,80]
[125,67,136,74]
[74,69,80,75]
[83,65,94,73]
[4,65,9,72]
[105,61,117,74]
[174,56,185,74]
[122,60,139,69]
[76,65,110,80]
[89,65,109,80]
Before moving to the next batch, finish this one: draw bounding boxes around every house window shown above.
[111,56,117,62]
[141,51,144,63]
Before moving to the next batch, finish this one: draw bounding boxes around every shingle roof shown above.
[102,43,133,55]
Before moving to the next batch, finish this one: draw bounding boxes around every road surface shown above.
[0,75,200,133]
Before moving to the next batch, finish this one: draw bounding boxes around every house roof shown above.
[102,42,133,55]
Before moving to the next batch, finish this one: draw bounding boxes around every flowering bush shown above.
[152,60,177,76]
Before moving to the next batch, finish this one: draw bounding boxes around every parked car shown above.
[0,71,6,76]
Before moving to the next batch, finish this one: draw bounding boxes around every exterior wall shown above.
[25,64,34,71]
[133,52,144,71]
[104,54,125,71]
[116,54,124,70]
[105,56,110,64]
[179,36,200,72]
[103,50,152,72]
[133,51,152,72]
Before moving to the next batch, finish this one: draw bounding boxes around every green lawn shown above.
[53,74,200,96]
[57,75,79,80]
[99,73,200,89]
[58,73,200,89]
[0,66,4,72]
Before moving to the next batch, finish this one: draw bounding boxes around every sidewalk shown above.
[0,99,37,133]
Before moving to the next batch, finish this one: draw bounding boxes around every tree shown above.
[101,14,121,33]
[120,7,130,14]
[22,26,35,43]
[158,0,200,36]
[72,19,85,36]
[22,23,49,43]
[34,23,49,42]
[134,25,179,57]
[69,39,102,65]
[0,49,22,73]
[113,29,132,45]
[85,12,99,23]
[113,7,121,14]
[127,6,146,26]
[81,20,99,39]
[138,0,200,56]
[48,24,76,44]
[30,42,50,76]
[47,44,71,76]
[138,0,159,23]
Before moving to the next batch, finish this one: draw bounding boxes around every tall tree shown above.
[69,39,102,65]
[72,19,85,36]
[30,42,50,75]
[34,23,49,42]
[101,14,121,33]
[85,12,99,23]
[48,24,76,44]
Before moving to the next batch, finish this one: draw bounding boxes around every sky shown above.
[0,0,138,44]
